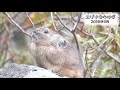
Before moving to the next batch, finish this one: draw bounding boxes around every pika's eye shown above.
[44,30,48,33]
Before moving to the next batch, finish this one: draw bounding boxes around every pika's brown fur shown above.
[29,27,84,78]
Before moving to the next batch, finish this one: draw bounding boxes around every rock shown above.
[0,63,66,78]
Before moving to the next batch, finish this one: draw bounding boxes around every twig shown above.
[90,68,96,77]
[25,12,36,30]
[71,19,91,36]
[86,45,99,53]
[91,34,120,63]
[115,61,118,77]
[58,17,71,31]
[90,38,115,68]
[80,29,91,36]
[54,12,72,32]
[84,43,93,78]
[73,32,85,69]
[54,12,86,77]
[4,12,31,37]
[51,12,57,31]
[0,12,19,25]
[73,12,82,31]
[72,12,85,69]
[84,38,114,78]
[71,15,120,64]
[98,34,110,48]
[24,20,44,30]
[2,44,8,62]
[87,29,111,53]
[88,39,115,78]
[77,26,120,64]
[1,57,13,67]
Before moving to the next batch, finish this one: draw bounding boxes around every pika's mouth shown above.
[31,32,38,40]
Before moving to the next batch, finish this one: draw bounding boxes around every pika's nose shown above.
[32,30,38,37]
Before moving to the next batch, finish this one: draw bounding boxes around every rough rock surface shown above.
[0,63,66,78]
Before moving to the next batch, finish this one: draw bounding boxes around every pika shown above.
[29,27,84,78]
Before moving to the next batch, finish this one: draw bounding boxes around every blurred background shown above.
[0,12,120,78]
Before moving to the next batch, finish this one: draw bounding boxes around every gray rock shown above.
[0,63,66,78]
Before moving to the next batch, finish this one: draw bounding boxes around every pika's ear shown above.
[57,39,67,48]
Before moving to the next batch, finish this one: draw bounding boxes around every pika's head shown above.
[32,27,55,41]
[31,27,67,48]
